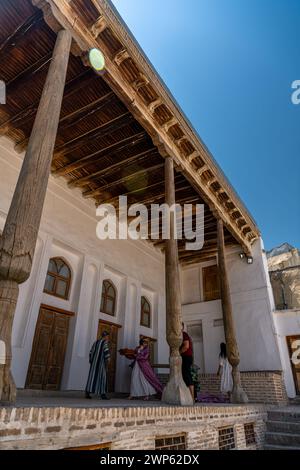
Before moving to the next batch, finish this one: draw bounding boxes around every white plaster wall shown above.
[0,137,167,392]
[0,136,285,395]
[273,309,300,397]
[182,239,283,374]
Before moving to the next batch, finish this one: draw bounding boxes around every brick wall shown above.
[0,403,267,450]
[198,371,288,405]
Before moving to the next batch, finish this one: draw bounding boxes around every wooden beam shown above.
[90,14,107,37]
[0,11,44,57]
[59,91,115,127]
[68,147,157,188]
[113,48,130,66]
[187,151,198,163]
[131,73,149,91]
[161,117,177,133]
[15,91,117,152]
[53,111,133,157]
[0,69,92,134]
[6,51,52,97]
[105,175,185,208]
[180,255,217,266]
[197,164,208,176]
[207,177,218,188]
[53,131,147,177]
[98,183,193,207]
[148,98,162,114]
[83,162,164,199]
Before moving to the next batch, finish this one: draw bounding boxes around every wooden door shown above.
[202,265,220,301]
[97,320,121,392]
[26,305,72,390]
[286,335,300,395]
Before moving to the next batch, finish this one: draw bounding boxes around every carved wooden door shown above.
[26,305,71,390]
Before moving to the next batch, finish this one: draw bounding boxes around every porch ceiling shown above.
[0,0,255,264]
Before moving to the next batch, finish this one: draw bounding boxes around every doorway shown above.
[26,304,73,390]
[97,320,121,392]
[187,322,205,373]
[286,335,300,395]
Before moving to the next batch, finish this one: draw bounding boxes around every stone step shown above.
[264,444,300,451]
[267,419,300,434]
[289,398,300,405]
[265,431,300,447]
[268,410,300,423]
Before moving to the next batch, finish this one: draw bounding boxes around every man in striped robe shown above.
[85,331,110,399]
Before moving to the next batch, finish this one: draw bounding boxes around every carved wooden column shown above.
[0,29,72,404]
[217,218,248,403]
[162,156,193,405]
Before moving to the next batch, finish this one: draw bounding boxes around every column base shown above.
[162,355,194,406]
[231,367,248,404]
[0,365,16,405]
[230,385,249,404]
[0,280,18,405]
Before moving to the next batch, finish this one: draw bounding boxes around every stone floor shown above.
[15,395,240,408]
[13,388,243,408]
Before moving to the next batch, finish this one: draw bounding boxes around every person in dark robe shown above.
[85,331,110,399]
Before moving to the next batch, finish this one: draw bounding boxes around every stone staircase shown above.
[265,407,300,450]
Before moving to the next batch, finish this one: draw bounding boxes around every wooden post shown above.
[217,218,248,403]
[162,156,193,405]
[0,29,72,404]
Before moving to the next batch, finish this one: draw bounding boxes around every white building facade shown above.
[0,136,292,398]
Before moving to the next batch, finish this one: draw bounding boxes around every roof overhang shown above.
[32,0,260,256]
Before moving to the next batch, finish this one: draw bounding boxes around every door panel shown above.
[97,321,120,392]
[26,309,54,389]
[26,306,71,390]
[202,265,220,301]
[286,335,300,395]
[44,314,70,390]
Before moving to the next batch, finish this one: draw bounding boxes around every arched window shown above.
[44,257,71,299]
[140,296,151,328]
[101,280,117,316]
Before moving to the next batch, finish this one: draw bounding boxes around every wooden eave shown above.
[0,0,259,265]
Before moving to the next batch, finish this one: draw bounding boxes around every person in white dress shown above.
[217,342,233,399]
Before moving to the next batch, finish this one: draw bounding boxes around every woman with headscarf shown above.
[127,338,163,400]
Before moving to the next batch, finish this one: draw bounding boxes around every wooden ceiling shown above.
[0,0,247,265]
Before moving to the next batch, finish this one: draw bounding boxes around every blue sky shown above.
[111,0,300,250]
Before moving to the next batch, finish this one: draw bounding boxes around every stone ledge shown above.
[0,401,267,450]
